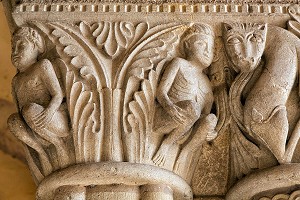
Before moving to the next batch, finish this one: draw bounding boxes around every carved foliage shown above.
[79,21,142,58]
[122,25,183,163]
[9,21,224,187]
[11,21,200,182]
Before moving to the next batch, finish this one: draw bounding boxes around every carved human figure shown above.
[152,24,218,166]
[288,4,300,38]
[8,27,70,173]
[223,22,300,165]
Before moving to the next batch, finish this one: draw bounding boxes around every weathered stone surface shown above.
[226,164,300,200]
[194,198,224,200]
[192,128,230,196]
[259,190,300,200]
[16,0,300,4]
[3,1,300,199]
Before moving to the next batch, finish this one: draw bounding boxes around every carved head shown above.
[222,23,267,73]
[12,27,45,72]
[181,23,215,69]
[288,4,300,22]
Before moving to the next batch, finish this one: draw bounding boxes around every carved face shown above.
[289,4,300,22]
[185,34,214,68]
[12,37,38,72]
[222,23,267,73]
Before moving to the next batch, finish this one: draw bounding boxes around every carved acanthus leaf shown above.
[31,21,186,165]
[34,21,108,88]
[79,21,148,58]
[122,24,185,163]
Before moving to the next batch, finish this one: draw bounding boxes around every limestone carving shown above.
[151,24,217,166]
[122,23,219,184]
[6,20,221,199]
[8,27,72,182]
[222,22,300,181]
[226,164,300,200]
[288,4,300,37]
[190,36,232,196]
[5,1,300,199]
[260,190,300,200]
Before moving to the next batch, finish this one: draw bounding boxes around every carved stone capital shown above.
[3,0,300,199]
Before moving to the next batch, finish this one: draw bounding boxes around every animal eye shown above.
[227,37,241,45]
[249,34,263,43]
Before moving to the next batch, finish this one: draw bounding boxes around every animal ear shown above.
[223,23,233,32]
[258,24,267,31]
[31,29,39,39]
[184,40,190,50]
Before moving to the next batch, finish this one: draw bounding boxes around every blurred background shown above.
[0,3,36,200]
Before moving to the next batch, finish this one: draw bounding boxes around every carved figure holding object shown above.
[223,22,300,164]
[152,24,218,167]
[8,27,70,171]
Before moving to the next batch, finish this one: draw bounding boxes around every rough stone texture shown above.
[3,1,300,200]
[192,128,230,196]
[194,198,224,200]
[17,0,300,4]
[226,164,300,200]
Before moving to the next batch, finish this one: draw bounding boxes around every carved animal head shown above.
[222,23,267,73]
[181,23,215,69]
[12,27,45,72]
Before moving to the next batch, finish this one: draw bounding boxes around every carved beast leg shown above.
[250,106,288,163]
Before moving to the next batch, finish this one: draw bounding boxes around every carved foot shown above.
[152,142,172,167]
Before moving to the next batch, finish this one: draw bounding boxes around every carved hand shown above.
[165,105,188,125]
[32,108,56,129]
[204,114,218,142]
